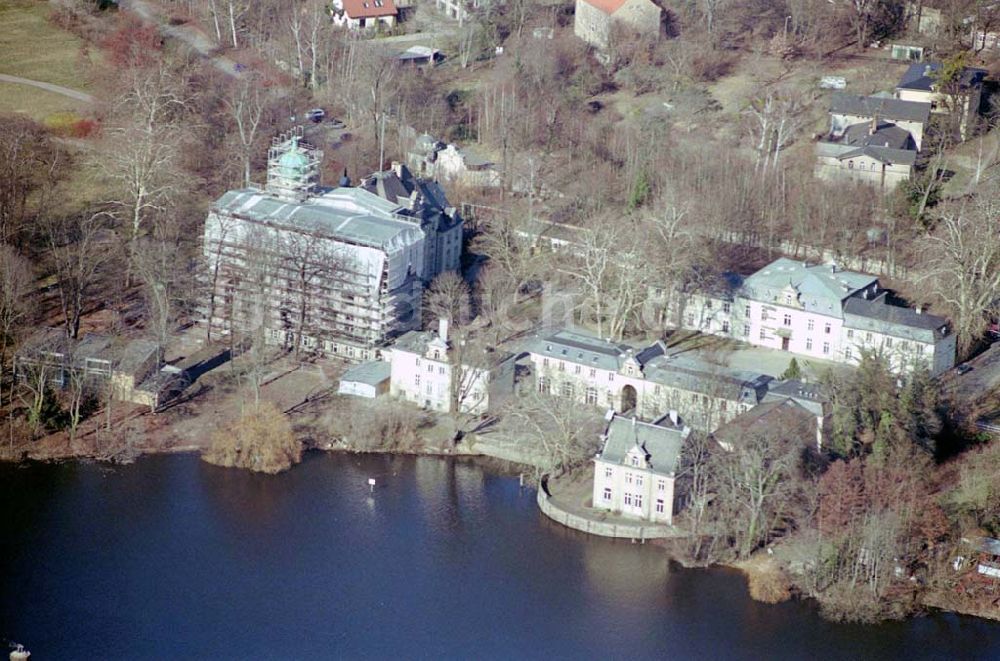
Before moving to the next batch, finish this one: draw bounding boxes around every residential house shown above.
[338,360,391,399]
[526,329,773,431]
[574,0,662,51]
[388,319,515,414]
[895,61,987,139]
[359,161,464,282]
[203,132,460,362]
[434,0,492,24]
[972,537,1000,578]
[332,0,398,30]
[592,413,689,524]
[673,258,956,376]
[760,379,829,450]
[815,94,930,189]
[408,136,503,188]
[712,395,822,455]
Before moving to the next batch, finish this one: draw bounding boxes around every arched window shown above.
[848,160,854,169]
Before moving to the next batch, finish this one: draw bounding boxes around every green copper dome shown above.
[278,138,309,181]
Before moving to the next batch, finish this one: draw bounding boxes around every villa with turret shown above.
[201,130,462,361]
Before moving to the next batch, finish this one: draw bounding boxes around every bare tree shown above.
[0,117,62,245]
[500,390,603,474]
[920,198,1000,358]
[0,246,33,369]
[41,211,115,340]
[425,271,472,329]
[225,72,270,187]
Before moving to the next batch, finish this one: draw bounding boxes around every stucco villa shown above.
[673,258,956,376]
[591,413,689,525]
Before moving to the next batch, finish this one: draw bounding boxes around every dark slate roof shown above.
[644,351,773,404]
[711,398,817,449]
[599,415,687,476]
[529,329,632,371]
[897,62,987,92]
[834,145,918,166]
[842,121,915,150]
[829,94,931,123]
[843,293,950,342]
[762,379,826,417]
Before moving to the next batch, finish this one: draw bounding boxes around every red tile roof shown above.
[342,0,397,18]
[581,0,629,14]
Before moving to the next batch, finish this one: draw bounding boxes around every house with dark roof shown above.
[816,94,930,189]
[574,0,662,51]
[332,0,398,30]
[895,61,987,139]
[525,328,773,431]
[359,161,463,282]
[592,413,690,524]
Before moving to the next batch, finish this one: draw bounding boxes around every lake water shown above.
[2,453,999,660]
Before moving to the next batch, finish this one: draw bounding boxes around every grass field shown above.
[0,0,97,91]
[0,81,85,121]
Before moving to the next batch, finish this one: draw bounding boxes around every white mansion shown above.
[675,258,956,376]
[526,329,773,432]
[202,132,462,362]
[592,414,689,525]
[388,319,515,415]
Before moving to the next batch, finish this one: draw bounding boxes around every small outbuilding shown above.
[338,361,391,399]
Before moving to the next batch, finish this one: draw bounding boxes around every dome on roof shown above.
[278,139,310,181]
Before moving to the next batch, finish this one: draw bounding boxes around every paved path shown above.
[119,0,242,78]
[0,73,94,103]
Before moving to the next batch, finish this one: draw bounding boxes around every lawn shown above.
[0,0,99,92]
[0,81,85,122]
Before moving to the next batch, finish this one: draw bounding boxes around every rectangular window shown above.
[825,323,832,334]
[806,338,813,350]
[415,375,421,387]
[624,493,633,506]
[686,313,695,326]
[574,365,581,374]
[635,476,643,488]
[759,328,767,340]
[743,323,750,337]
[586,388,598,405]
[608,372,614,382]
[415,358,421,367]
[783,314,792,327]
[657,480,666,493]
[823,342,830,355]
[885,337,893,348]
[745,304,751,317]
[723,302,731,313]
[427,365,433,373]
[866,332,872,341]
[625,472,633,484]
[760,309,767,321]
[603,488,612,502]
[605,467,613,479]
[722,321,730,333]
[634,494,643,509]
[705,299,713,309]
[807,318,815,331]
[656,499,665,514]
[846,329,854,339]
[589,368,596,377]
[558,361,565,372]
[543,358,549,367]
[439,366,445,375]
[845,347,853,360]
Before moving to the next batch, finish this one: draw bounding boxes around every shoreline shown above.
[5,441,998,626]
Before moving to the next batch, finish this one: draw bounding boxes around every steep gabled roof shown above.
[829,94,931,124]
[599,415,687,475]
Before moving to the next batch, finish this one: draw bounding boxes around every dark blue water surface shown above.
[2,453,999,660]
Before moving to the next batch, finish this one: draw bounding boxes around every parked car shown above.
[328,118,346,129]
[956,363,973,375]
[307,108,326,123]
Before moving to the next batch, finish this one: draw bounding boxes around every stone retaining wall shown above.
[536,488,672,540]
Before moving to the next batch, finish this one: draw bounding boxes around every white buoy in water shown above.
[10,643,30,661]
[368,478,376,493]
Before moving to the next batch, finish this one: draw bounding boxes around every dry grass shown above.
[737,555,794,604]
[0,81,85,121]
[0,0,98,91]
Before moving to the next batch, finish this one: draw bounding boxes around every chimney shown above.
[439,317,449,343]
[392,160,403,177]
[669,410,679,426]
[869,115,878,135]
[916,305,923,315]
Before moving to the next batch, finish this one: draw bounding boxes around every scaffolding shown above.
[266,127,323,200]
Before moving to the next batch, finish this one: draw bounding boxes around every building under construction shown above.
[202,130,451,361]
